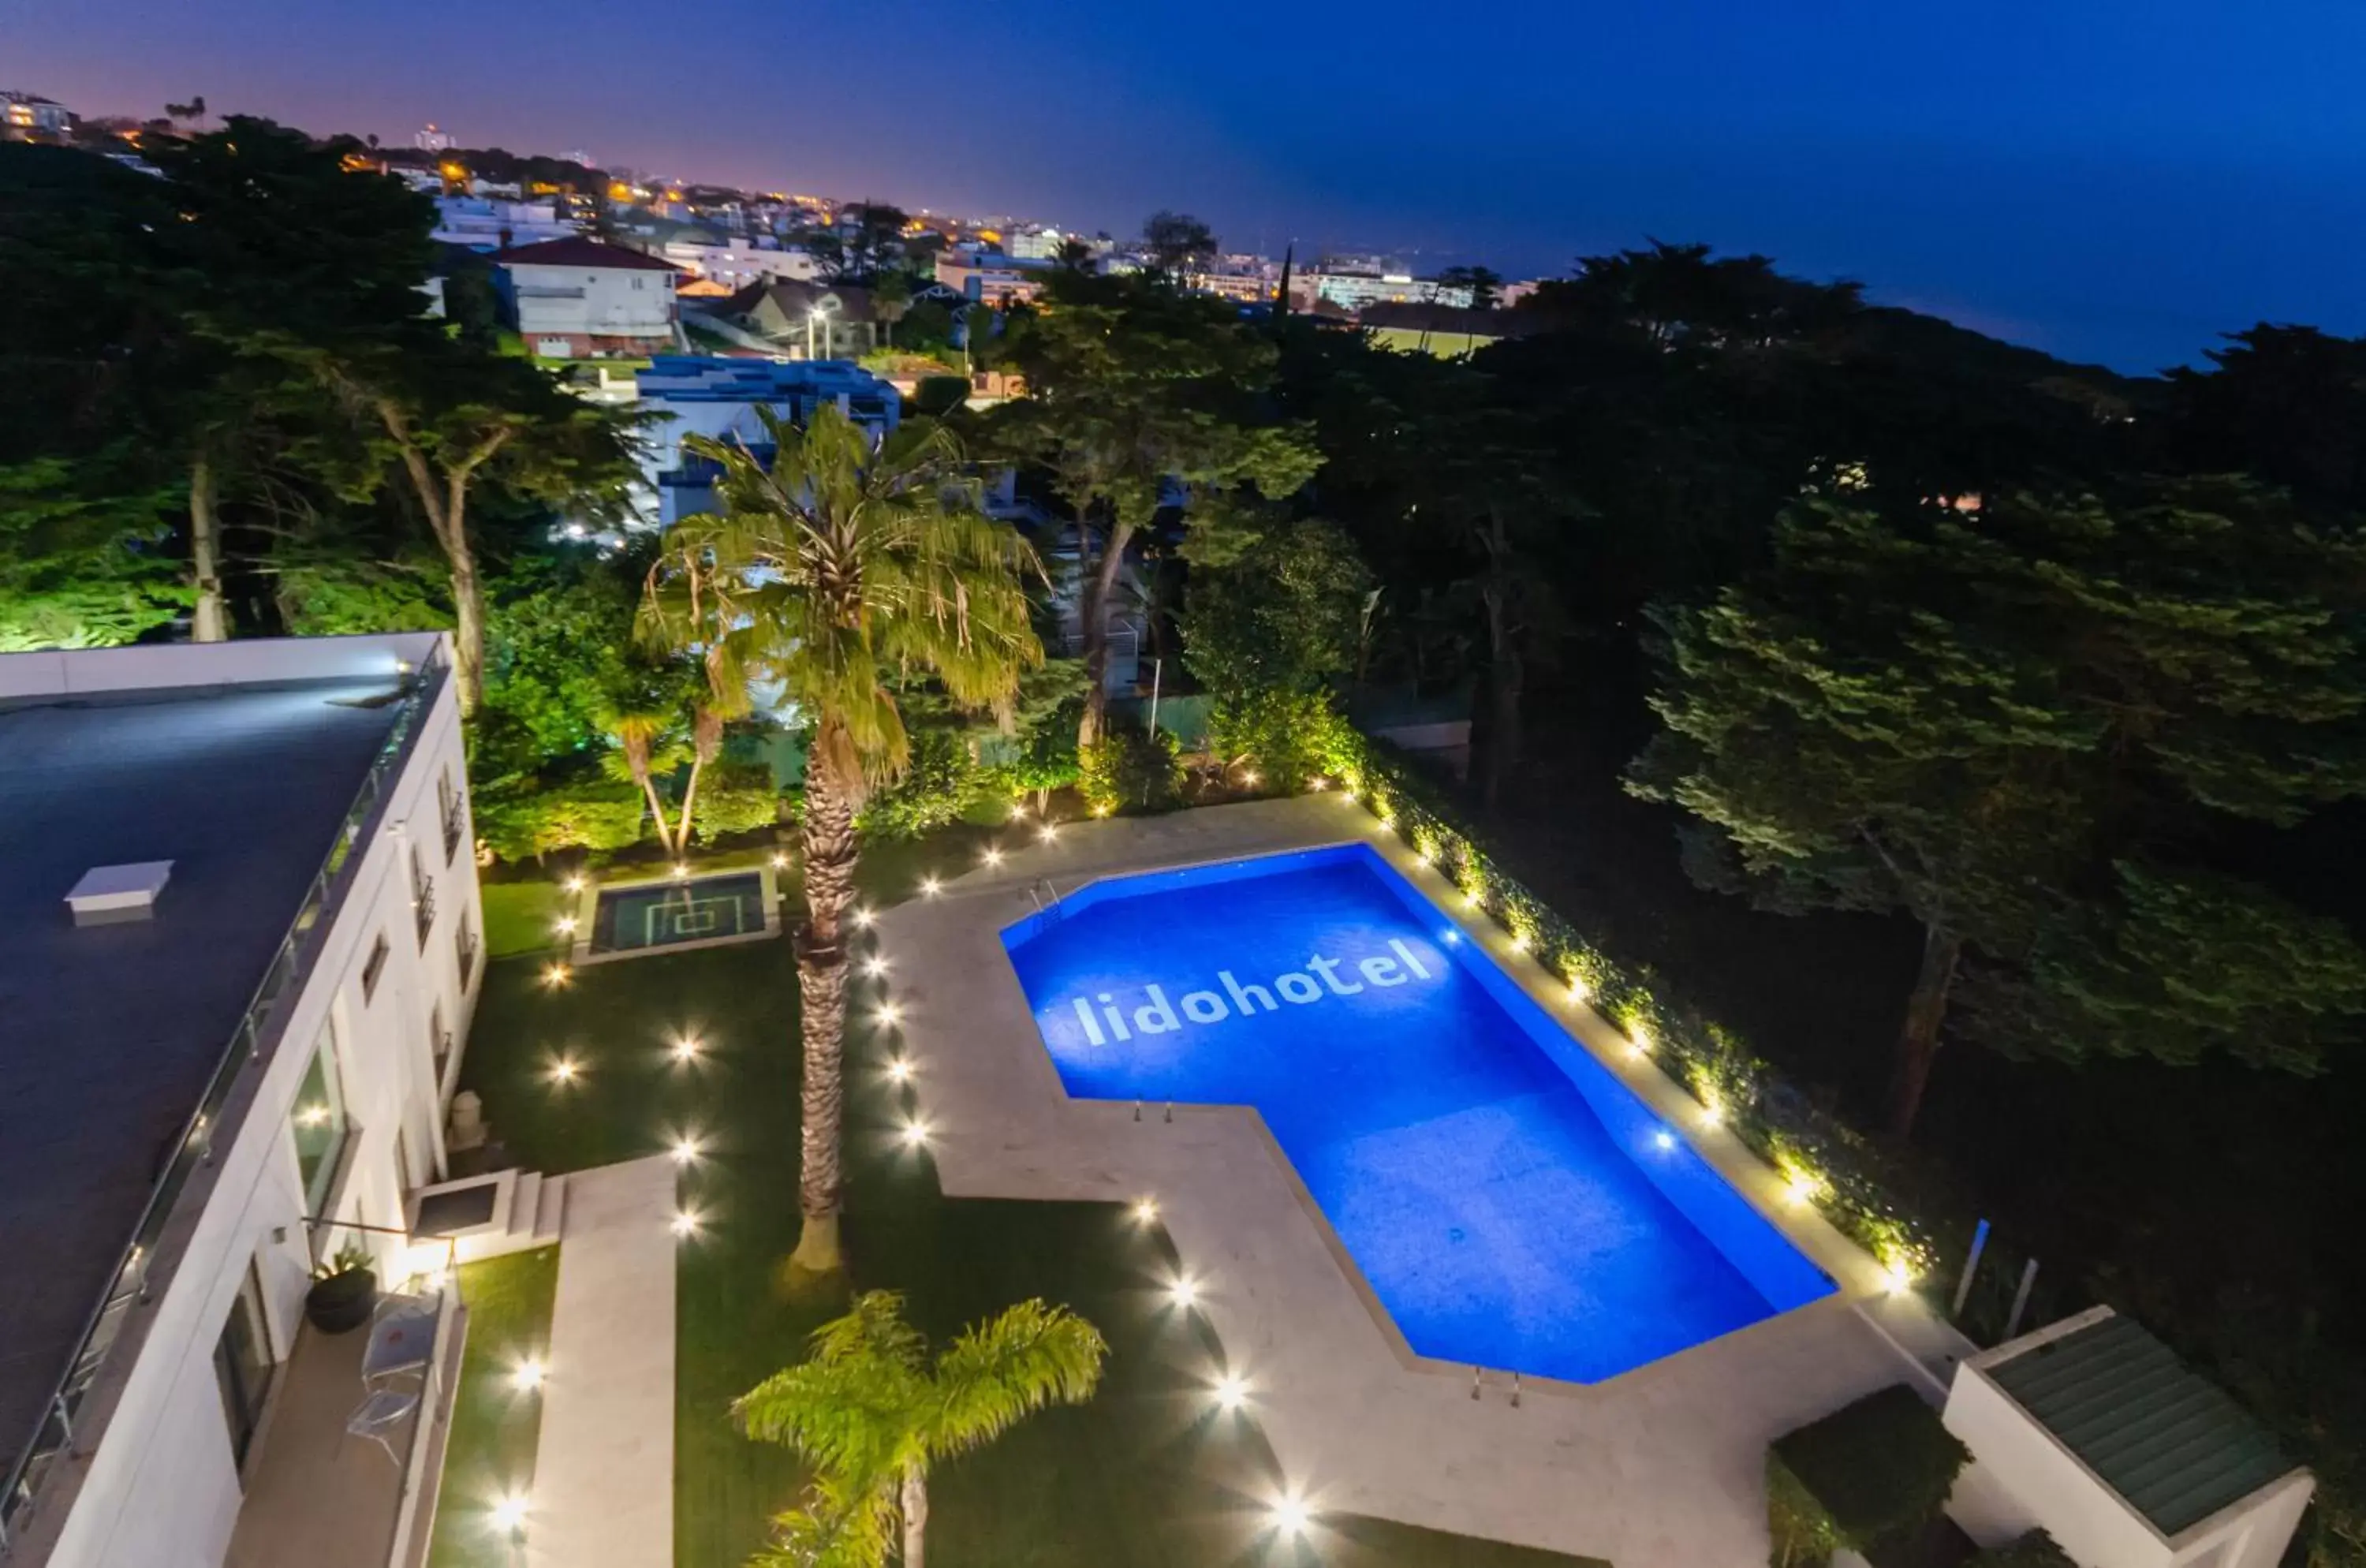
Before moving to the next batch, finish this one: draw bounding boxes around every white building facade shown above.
[492,237,681,358]
[0,633,483,1568]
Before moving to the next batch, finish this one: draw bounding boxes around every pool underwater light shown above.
[1652,1129,1675,1151]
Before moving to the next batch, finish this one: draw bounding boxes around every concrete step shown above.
[509,1171,543,1240]
[532,1173,569,1245]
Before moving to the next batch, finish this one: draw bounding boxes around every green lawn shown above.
[428,1248,562,1567]
[457,838,1601,1568]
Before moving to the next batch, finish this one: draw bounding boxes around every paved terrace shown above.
[872,797,1969,1566]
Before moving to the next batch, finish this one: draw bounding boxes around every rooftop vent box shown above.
[65,861,175,926]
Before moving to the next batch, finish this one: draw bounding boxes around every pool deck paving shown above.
[524,1154,677,1568]
[872,796,1974,1567]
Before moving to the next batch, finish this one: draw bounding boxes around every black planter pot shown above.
[304,1267,379,1335]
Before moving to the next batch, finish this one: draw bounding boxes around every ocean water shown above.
[1002,842,1833,1383]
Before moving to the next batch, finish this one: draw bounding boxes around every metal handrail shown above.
[0,641,449,1553]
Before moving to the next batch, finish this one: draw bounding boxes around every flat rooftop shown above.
[0,678,406,1474]
[1986,1312,2290,1536]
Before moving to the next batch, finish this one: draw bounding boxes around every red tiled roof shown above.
[491,237,681,272]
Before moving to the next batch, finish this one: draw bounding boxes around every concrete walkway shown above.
[527,1155,677,1568]
[875,796,1974,1566]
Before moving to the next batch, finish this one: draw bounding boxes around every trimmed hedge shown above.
[1969,1533,2076,1568]
[1767,1384,1969,1567]
[1313,720,1943,1282]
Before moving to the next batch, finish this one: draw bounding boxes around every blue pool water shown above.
[1000,843,1834,1383]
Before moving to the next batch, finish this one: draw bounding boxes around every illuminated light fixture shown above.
[671,863,691,880]
[554,915,577,936]
[513,1357,546,1393]
[1883,1256,1916,1295]
[1091,803,1112,818]
[549,1057,580,1085]
[1461,889,1481,909]
[1269,1494,1312,1538]
[919,876,941,898]
[297,1103,330,1128]
[1785,1174,1820,1207]
[1567,976,1592,1004]
[1241,770,1261,786]
[1310,777,1330,791]
[1442,930,1461,946]
[899,1118,931,1148]
[770,852,790,870]
[564,875,587,894]
[1132,1196,1159,1224]
[670,1208,703,1238]
[1009,803,1029,822]
[489,1493,529,1535]
[540,962,572,989]
[1167,1274,1200,1309]
[1698,1101,1723,1128]
[1629,1026,1652,1058]
[1039,824,1059,844]
[850,905,875,928]
[1652,1129,1676,1151]
[1510,931,1531,953]
[670,1133,705,1165]
[1212,1372,1249,1412]
[886,1056,912,1083]
[862,957,890,978]
[1342,790,1359,803]
[874,1003,902,1028]
[982,847,1005,868]
[672,1035,703,1063]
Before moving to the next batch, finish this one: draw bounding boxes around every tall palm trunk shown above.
[1075,516,1134,749]
[189,454,228,643]
[901,1467,930,1568]
[1886,922,1961,1140]
[789,719,859,1274]
[675,707,725,854]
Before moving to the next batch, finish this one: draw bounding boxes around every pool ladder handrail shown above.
[1027,877,1065,921]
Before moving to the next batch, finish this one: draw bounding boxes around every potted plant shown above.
[304,1244,379,1334]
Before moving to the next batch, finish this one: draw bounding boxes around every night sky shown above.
[13,0,2362,371]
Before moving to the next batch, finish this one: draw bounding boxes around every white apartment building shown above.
[431,196,577,252]
[1289,271,1476,312]
[492,237,681,357]
[658,241,823,289]
[626,355,901,528]
[0,633,485,1568]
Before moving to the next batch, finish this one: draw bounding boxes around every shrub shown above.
[860,728,988,838]
[1078,726,1183,815]
[914,375,971,416]
[1204,688,1339,793]
[474,776,648,862]
[1969,1534,2076,1568]
[1766,1385,1969,1567]
[689,763,783,842]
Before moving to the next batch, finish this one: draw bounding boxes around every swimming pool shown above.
[1000,842,1834,1383]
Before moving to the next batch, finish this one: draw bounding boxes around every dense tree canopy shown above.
[1629,476,2366,1133]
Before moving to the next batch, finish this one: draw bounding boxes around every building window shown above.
[360,931,391,1002]
[410,844,437,948]
[438,767,465,864]
[430,1000,451,1088]
[212,1259,275,1469]
[292,1023,350,1213]
[455,911,479,988]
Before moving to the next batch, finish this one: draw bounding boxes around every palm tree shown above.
[641,403,1040,1274]
[736,1292,1106,1568]
[599,705,687,851]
